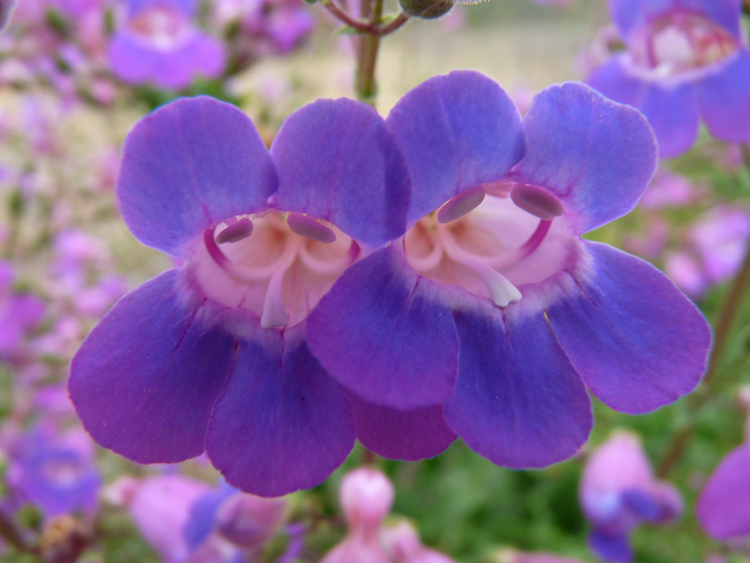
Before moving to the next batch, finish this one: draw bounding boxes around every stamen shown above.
[437,223,521,307]
[287,213,336,243]
[215,217,254,244]
[437,186,486,224]
[510,184,564,221]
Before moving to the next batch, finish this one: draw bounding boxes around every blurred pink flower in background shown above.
[323,468,456,563]
[580,431,682,562]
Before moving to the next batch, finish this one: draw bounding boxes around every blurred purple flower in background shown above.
[580,431,682,562]
[588,0,750,157]
[307,71,710,469]
[108,0,226,89]
[114,474,289,563]
[697,443,750,544]
[697,388,750,544]
[0,260,46,364]
[69,95,411,496]
[6,426,101,520]
[214,0,315,56]
[665,206,750,298]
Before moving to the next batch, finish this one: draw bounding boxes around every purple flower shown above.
[588,0,750,158]
[69,96,411,496]
[664,206,750,298]
[580,432,682,563]
[127,475,211,563]
[183,481,287,558]
[7,427,101,519]
[108,0,226,90]
[697,444,750,542]
[0,261,46,363]
[125,476,287,563]
[306,71,711,468]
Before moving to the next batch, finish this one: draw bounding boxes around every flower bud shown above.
[339,468,394,534]
[398,0,453,19]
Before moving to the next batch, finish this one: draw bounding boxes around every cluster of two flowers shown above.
[69,70,711,498]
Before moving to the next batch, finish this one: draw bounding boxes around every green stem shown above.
[656,225,750,478]
[354,0,383,105]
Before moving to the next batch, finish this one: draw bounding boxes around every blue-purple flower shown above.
[108,0,226,90]
[306,71,711,468]
[580,431,682,562]
[122,475,289,562]
[588,0,750,158]
[696,443,750,543]
[69,95,411,497]
[7,427,101,519]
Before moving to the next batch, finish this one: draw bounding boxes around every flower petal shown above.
[184,483,236,550]
[118,97,277,257]
[546,241,710,414]
[153,34,226,90]
[697,445,750,540]
[516,81,657,233]
[350,394,456,461]
[588,529,632,563]
[69,269,236,463]
[306,245,459,410]
[270,99,410,247]
[588,57,700,159]
[205,324,355,497]
[443,300,593,468]
[386,70,525,226]
[698,50,750,143]
[607,0,742,41]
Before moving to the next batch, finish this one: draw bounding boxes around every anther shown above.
[287,213,336,243]
[437,186,486,224]
[215,217,254,244]
[510,184,564,221]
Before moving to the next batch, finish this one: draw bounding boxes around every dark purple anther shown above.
[511,183,564,221]
[287,212,336,243]
[215,217,254,244]
[437,186,486,223]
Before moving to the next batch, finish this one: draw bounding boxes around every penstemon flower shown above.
[108,0,226,90]
[307,71,711,468]
[69,96,411,496]
[588,0,750,158]
[580,431,682,562]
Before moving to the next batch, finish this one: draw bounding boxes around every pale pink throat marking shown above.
[199,213,357,329]
[406,182,566,307]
